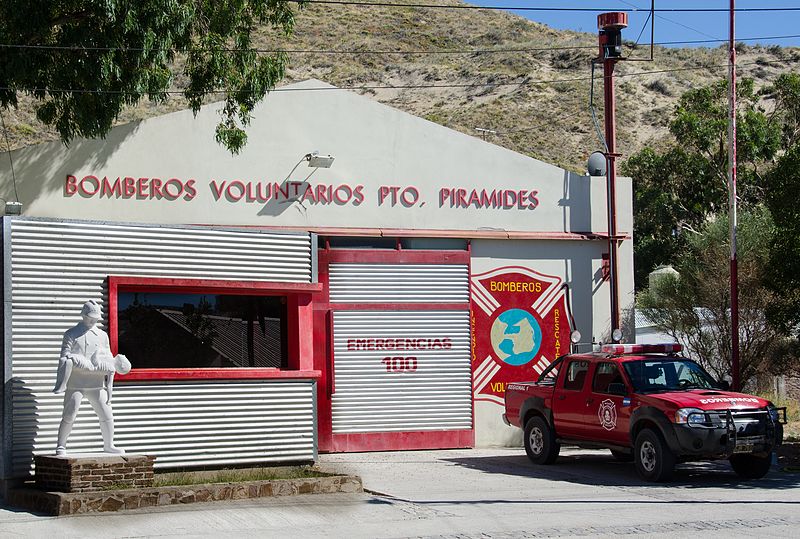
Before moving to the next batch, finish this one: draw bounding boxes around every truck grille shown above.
[699,409,766,434]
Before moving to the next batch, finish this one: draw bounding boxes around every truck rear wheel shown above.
[524,416,560,465]
[634,428,675,482]
[729,453,772,480]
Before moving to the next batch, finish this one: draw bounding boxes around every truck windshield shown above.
[623,358,718,393]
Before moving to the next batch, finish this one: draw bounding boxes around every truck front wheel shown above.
[634,428,676,482]
[729,453,772,480]
[524,416,560,464]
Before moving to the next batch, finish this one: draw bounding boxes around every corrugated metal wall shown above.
[11,380,316,472]
[3,218,316,476]
[328,263,472,434]
[329,263,469,303]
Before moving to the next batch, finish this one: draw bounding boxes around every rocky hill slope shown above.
[4,1,800,172]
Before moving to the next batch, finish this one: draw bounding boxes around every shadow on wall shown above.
[560,171,592,235]
[7,379,39,479]
[257,161,321,217]
[2,121,142,206]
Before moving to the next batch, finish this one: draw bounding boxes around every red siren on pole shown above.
[596,12,628,342]
[598,12,628,59]
[598,12,629,30]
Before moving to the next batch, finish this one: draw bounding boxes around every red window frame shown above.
[108,276,323,381]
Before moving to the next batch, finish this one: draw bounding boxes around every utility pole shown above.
[597,12,628,342]
[729,0,740,391]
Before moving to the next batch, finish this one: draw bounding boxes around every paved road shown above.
[2,447,800,538]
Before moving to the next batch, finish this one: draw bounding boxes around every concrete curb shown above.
[8,474,363,516]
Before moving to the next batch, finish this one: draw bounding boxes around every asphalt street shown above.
[2,447,799,538]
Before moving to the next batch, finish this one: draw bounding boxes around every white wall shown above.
[0,79,636,450]
[470,237,635,447]
[0,80,630,238]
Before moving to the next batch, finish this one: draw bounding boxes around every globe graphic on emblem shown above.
[490,308,543,366]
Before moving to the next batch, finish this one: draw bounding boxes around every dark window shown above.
[117,292,288,369]
[623,359,717,393]
[321,236,397,249]
[399,238,468,250]
[592,362,624,394]
[563,360,589,391]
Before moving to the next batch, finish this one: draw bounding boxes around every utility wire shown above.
[0,61,766,96]
[619,0,720,42]
[631,10,653,48]
[0,33,798,55]
[301,1,800,13]
[476,109,587,137]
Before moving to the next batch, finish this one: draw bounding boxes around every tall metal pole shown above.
[604,57,621,338]
[729,0,741,391]
[597,12,627,341]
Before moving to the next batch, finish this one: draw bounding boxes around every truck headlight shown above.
[675,407,707,426]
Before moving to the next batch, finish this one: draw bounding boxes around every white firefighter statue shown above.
[53,300,131,456]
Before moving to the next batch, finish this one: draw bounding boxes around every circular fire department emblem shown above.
[598,399,617,430]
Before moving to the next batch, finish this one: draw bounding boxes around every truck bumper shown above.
[669,416,783,458]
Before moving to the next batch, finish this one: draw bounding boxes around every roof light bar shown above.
[601,343,683,355]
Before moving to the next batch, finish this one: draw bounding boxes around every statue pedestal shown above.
[34,454,155,493]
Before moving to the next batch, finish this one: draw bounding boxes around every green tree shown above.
[765,144,800,337]
[623,78,781,288]
[637,208,792,387]
[0,0,305,153]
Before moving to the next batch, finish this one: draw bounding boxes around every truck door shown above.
[581,361,631,445]
[552,358,591,439]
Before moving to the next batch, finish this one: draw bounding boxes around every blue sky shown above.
[489,1,800,48]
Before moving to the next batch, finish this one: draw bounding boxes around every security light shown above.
[305,152,335,169]
[4,201,22,215]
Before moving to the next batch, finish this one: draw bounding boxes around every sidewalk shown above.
[2,447,799,538]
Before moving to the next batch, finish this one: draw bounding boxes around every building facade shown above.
[0,79,633,485]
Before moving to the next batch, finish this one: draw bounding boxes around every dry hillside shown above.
[3,1,800,172]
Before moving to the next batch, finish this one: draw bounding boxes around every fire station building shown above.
[0,79,633,484]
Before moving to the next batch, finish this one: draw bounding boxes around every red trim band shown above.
[109,276,322,295]
[327,430,474,452]
[218,224,628,241]
[116,369,321,382]
[321,249,469,264]
[328,302,470,311]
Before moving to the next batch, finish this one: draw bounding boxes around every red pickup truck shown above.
[503,343,786,482]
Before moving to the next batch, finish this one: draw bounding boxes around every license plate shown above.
[734,443,754,454]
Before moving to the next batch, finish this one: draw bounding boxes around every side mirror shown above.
[607,382,627,396]
[717,380,731,391]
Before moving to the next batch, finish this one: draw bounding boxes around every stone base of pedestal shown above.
[34,454,155,493]
[8,473,363,516]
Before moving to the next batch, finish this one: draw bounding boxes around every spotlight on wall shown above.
[4,201,22,215]
[305,151,335,169]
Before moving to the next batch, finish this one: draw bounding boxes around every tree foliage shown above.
[623,78,782,288]
[765,144,800,336]
[0,0,305,153]
[637,209,793,387]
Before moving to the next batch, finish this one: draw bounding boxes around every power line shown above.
[0,61,768,96]
[477,109,587,137]
[618,0,721,42]
[0,33,798,56]
[302,1,800,13]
